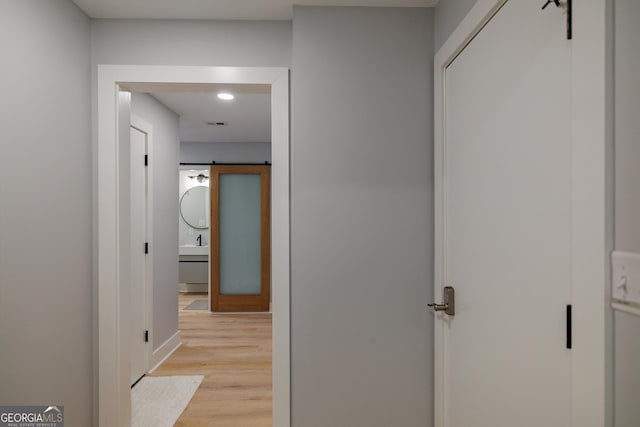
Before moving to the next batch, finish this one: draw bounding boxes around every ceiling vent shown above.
[205,121,227,126]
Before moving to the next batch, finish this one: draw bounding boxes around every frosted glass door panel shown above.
[219,174,261,295]
[211,164,270,312]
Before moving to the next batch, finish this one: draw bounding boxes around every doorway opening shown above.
[169,85,273,313]
[97,66,290,427]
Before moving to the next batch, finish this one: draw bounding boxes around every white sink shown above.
[179,245,209,256]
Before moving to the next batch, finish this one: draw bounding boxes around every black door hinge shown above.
[566,304,572,349]
[144,154,148,166]
[567,0,572,40]
[144,242,149,254]
[144,330,149,342]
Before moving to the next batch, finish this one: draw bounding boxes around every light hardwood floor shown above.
[150,292,272,426]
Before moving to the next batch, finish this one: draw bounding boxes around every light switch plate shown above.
[612,251,640,305]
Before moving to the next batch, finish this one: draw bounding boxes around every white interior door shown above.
[130,125,148,386]
[435,1,572,425]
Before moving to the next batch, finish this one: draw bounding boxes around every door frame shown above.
[130,114,154,377]
[433,1,609,426]
[97,66,290,426]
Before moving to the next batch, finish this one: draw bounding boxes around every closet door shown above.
[434,0,572,425]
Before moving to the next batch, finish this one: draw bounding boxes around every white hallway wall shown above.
[291,7,434,426]
[90,19,292,67]
[0,1,93,426]
[130,93,180,352]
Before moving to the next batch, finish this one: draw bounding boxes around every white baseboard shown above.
[178,282,208,293]
[149,330,181,373]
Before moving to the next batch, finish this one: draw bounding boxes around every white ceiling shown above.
[73,0,438,20]
[147,84,272,143]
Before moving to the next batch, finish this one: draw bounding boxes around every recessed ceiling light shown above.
[217,92,234,101]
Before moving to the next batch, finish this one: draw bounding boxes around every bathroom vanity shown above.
[179,246,208,292]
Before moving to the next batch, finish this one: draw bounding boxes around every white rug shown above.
[131,375,204,427]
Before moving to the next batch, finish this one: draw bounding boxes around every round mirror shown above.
[180,186,210,229]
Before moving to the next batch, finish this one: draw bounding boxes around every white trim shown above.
[148,331,182,373]
[130,114,154,375]
[269,72,290,427]
[570,2,608,426]
[433,1,608,426]
[98,66,290,427]
[611,302,640,318]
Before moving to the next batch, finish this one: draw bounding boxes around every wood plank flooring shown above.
[150,293,272,426]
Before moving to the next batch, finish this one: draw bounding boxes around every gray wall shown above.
[434,0,478,50]
[91,19,291,67]
[0,1,93,425]
[181,141,271,164]
[613,0,640,425]
[291,7,434,426]
[131,93,180,350]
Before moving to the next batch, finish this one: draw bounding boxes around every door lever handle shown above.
[428,286,455,316]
